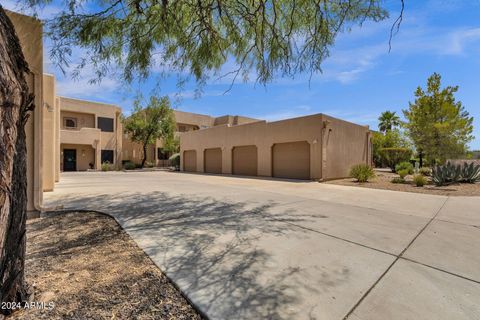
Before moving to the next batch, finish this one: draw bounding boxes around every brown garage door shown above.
[204,148,222,174]
[232,145,257,176]
[272,141,310,179]
[183,150,197,172]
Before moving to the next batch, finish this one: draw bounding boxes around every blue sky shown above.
[6,0,480,149]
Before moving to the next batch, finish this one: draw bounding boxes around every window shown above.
[64,117,77,129]
[157,148,170,160]
[97,117,114,132]
[101,150,114,164]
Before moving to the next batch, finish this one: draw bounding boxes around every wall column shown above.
[223,146,233,174]
[257,143,272,177]
[94,139,101,169]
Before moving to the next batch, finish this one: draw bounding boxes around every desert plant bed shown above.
[9,212,202,320]
[325,170,480,196]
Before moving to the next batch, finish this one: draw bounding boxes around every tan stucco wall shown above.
[322,115,371,180]
[60,110,95,129]
[42,74,55,191]
[8,11,43,211]
[180,114,371,180]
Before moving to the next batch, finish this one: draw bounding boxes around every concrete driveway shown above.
[44,171,480,320]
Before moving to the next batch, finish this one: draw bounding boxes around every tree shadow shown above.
[43,191,324,319]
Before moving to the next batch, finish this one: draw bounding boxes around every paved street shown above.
[44,171,480,320]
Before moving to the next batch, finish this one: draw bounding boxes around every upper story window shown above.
[97,117,114,132]
[64,117,77,129]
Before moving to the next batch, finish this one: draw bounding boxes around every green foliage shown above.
[123,96,176,168]
[372,130,411,168]
[459,162,480,183]
[378,111,400,132]
[432,162,462,186]
[395,161,413,175]
[397,169,409,179]
[169,153,180,169]
[123,161,136,170]
[164,136,180,154]
[403,73,474,165]
[391,177,405,184]
[413,174,427,187]
[419,167,431,176]
[101,161,111,171]
[349,164,375,183]
[37,1,388,88]
[378,148,413,171]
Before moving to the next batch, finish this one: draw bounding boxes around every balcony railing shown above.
[60,127,101,146]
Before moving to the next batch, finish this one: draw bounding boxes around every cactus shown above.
[460,162,480,183]
[432,162,462,186]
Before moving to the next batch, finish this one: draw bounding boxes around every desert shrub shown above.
[419,167,431,176]
[391,177,405,184]
[169,153,180,169]
[413,174,427,187]
[397,169,409,179]
[123,161,136,170]
[395,161,414,174]
[349,164,375,183]
[379,148,413,171]
[101,161,111,172]
[432,162,461,186]
[459,162,480,183]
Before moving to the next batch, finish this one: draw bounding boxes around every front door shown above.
[63,149,76,171]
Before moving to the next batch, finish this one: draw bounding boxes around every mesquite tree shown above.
[0,5,35,315]
[123,96,176,168]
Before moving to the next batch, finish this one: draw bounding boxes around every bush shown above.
[460,162,480,183]
[397,169,409,179]
[432,162,461,186]
[379,148,413,171]
[169,153,180,169]
[349,164,375,183]
[413,174,427,187]
[391,177,405,184]
[419,167,431,176]
[395,161,414,174]
[101,161,111,172]
[123,161,136,170]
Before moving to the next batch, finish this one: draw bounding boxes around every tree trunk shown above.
[0,6,34,315]
[141,143,148,168]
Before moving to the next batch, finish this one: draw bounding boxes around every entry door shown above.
[63,149,77,171]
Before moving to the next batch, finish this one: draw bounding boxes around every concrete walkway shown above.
[44,172,480,320]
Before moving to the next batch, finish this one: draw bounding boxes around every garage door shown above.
[204,148,222,174]
[272,141,310,179]
[232,145,257,176]
[183,150,197,172]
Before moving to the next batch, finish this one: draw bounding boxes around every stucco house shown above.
[122,110,260,166]
[181,114,372,180]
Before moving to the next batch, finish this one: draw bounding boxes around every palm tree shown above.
[378,111,400,132]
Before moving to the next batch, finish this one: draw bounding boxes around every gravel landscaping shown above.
[325,170,480,196]
[11,211,202,320]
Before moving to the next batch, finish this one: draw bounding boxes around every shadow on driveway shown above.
[48,191,324,319]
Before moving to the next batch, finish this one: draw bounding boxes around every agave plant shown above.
[460,162,480,183]
[432,162,462,186]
